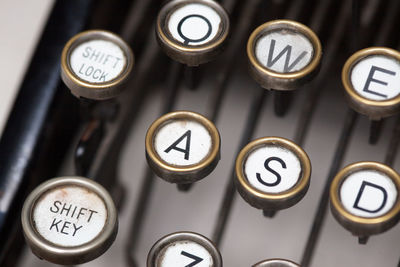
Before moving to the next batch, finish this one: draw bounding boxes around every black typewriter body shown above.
[1,0,400,266]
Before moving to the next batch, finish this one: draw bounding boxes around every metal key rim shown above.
[145,110,220,183]
[342,47,400,119]
[21,176,118,265]
[330,161,400,235]
[61,29,134,100]
[247,20,322,90]
[156,0,230,66]
[235,136,311,210]
[252,258,301,267]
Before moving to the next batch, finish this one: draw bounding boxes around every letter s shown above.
[256,157,286,187]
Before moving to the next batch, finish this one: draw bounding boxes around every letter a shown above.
[164,130,191,160]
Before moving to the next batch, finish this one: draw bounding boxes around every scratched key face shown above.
[33,185,107,247]
[254,29,314,73]
[69,39,127,84]
[340,170,398,218]
[167,3,221,46]
[157,240,213,267]
[350,55,400,101]
[154,120,212,166]
[244,145,302,194]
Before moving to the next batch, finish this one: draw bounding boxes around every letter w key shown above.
[181,251,203,266]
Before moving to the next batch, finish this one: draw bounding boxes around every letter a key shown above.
[146,111,220,187]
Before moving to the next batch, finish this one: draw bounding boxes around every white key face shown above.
[70,39,126,83]
[154,120,212,166]
[157,240,213,267]
[244,145,301,193]
[255,30,313,73]
[340,170,397,218]
[350,55,400,101]
[167,3,221,46]
[33,185,107,247]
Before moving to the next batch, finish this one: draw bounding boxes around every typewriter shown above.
[1,0,400,266]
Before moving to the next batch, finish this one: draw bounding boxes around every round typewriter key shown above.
[342,47,400,119]
[156,0,230,66]
[235,137,311,213]
[21,177,118,265]
[330,162,400,240]
[247,20,322,91]
[253,258,300,267]
[61,30,134,100]
[146,111,220,184]
[147,232,222,267]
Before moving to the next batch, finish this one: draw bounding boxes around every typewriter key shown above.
[247,20,322,116]
[156,0,230,66]
[147,232,222,267]
[61,30,134,100]
[330,162,400,244]
[342,47,400,120]
[253,258,300,267]
[247,20,322,91]
[235,137,311,216]
[146,111,220,184]
[21,177,118,265]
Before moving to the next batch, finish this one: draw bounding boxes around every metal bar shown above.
[384,116,400,166]
[184,66,202,90]
[300,109,358,267]
[294,0,351,146]
[207,0,261,123]
[125,62,183,267]
[375,0,400,46]
[352,0,360,51]
[369,119,384,145]
[273,90,293,117]
[212,88,267,247]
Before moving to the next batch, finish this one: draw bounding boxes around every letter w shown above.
[267,39,308,72]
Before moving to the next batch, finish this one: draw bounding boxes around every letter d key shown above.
[330,161,400,244]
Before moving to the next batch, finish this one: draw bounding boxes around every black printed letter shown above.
[363,66,396,98]
[267,39,308,72]
[164,130,192,160]
[256,157,286,187]
[353,181,388,213]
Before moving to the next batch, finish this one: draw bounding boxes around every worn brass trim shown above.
[156,0,230,66]
[21,177,118,265]
[330,161,400,236]
[235,136,311,210]
[342,47,400,119]
[147,231,222,267]
[247,19,322,90]
[61,30,134,100]
[145,110,220,183]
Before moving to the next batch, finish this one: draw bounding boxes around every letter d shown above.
[353,181,388,213]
